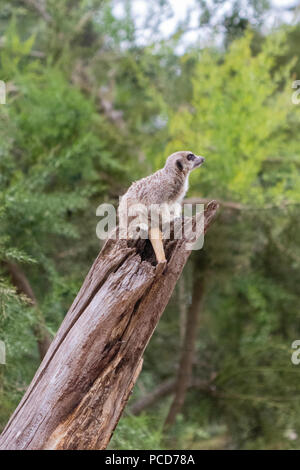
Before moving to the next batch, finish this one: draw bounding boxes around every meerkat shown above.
[118,151,205,265]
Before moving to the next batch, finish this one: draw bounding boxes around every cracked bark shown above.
[0,201,218,450]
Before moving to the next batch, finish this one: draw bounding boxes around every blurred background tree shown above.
[0,0,300,450]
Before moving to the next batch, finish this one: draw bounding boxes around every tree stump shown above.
[0,201,218,450]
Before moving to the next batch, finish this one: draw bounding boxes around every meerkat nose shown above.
[193,155,205,168]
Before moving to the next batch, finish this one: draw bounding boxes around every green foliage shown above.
[109,413,163,450]
[0,276,38,428]
[163,31,300,205]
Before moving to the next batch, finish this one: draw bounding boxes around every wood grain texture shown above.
[0,201,218,450]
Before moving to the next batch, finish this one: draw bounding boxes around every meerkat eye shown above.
[187,153,195,161]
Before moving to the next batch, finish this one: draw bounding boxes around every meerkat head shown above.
[164,151,205,175]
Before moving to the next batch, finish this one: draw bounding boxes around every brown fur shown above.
[118,151,205,237]
[119,151,204,208]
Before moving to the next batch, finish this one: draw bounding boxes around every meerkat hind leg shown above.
[149,227,166,264]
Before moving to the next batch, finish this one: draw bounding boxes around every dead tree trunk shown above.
[0,201,218,450]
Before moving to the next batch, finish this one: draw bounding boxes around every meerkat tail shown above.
[149,227,166,264]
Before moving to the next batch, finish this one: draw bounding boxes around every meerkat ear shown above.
[176,160,183,171]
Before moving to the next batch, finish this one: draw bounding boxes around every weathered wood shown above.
[0,201,218,450]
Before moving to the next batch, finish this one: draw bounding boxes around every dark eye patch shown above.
[187,153,195,161]
[176,160,184,171]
